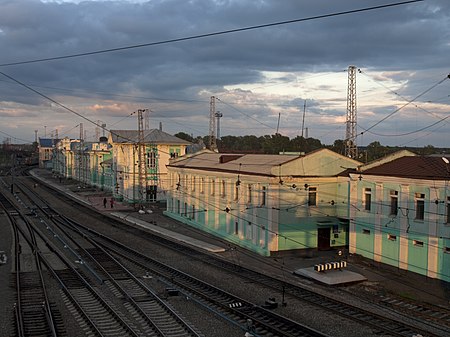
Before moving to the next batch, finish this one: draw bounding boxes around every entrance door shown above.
[317,227,331,250]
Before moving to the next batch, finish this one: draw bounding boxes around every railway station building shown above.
[52,129,191,204]
[108,129,191,203]
[349,153,450,282]
[52,136,112,190]
[164,149,361,256]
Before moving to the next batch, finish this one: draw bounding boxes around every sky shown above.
[0,0,449,148]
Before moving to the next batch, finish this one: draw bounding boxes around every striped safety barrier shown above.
[314,261,347,272]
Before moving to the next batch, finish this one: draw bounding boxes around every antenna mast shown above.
[345,65,358,158]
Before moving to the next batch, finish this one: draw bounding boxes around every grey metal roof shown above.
[169,152,298,176]
[110,129,191,145]
[169,148,360,177]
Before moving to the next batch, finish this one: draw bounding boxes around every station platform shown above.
[112,212,226,253]
[293,267,367,285]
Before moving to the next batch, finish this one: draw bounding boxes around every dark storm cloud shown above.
[0,0,448,144]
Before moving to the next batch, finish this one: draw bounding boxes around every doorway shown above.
[317,227,331,250]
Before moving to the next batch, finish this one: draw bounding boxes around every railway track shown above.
[2,189,140,337]
[2,172,448,337]
[19,179,327,336]
[70,205,448,337]
[91,230,448,337]
[13,180,206,337]
[0,189,62,337]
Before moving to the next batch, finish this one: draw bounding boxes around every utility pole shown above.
[345,65,358,159]
[144,109,150,130]
[209,96,218,151]
[95,120,101,140]
[276,113,281,134]
[301,100,306,138]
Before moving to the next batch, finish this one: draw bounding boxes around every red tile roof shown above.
[363,156,450,180]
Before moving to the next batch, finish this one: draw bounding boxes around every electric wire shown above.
[356,75,449,138]
[0,1,424,68]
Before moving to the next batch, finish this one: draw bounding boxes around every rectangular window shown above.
[247,184,252,204]
[415,193,425,220]
[308,187,317,206]
[362,229,371,235]
[388,234,397,241]
[184,202,187,217]
[447,197,450,224]
[177,200,180,214]
[147,150,156,168]
[364,188,372,211]
[261,186,266,206]
[390,190,398,216]
[169,147,180,158]
[234,221,239,235]
[192,205,196,220]
[200,178,205,194]
[413,240,424,247]
[211,179,215,196]
[192,176,196,192]
[234,184,239,201]
[246,221,252,240]
[221,180,226,197]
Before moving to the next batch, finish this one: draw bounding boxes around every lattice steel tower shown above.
[345,65,358,158]
[209,96,218,151]
[137,109,148,201]
[78,123,84,184]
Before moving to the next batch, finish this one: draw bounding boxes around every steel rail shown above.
[15,180,203,337]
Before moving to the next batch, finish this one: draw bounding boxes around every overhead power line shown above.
[358,74,450,136]
[0,71,105,132]
[0,0,423,67]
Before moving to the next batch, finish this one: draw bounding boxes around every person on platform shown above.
[103,197,107,208]
[110,197,114,208]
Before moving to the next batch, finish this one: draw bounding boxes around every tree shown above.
[420,145,436,155]
[174,132,194,142]
[366,141,385,162]
[329,139,345,155]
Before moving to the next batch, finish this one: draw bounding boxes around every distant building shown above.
[53,137,79,178]
[165,148,360,256]
[108,129,191,203]
[350,153,450,282]
[38,138,57,169]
